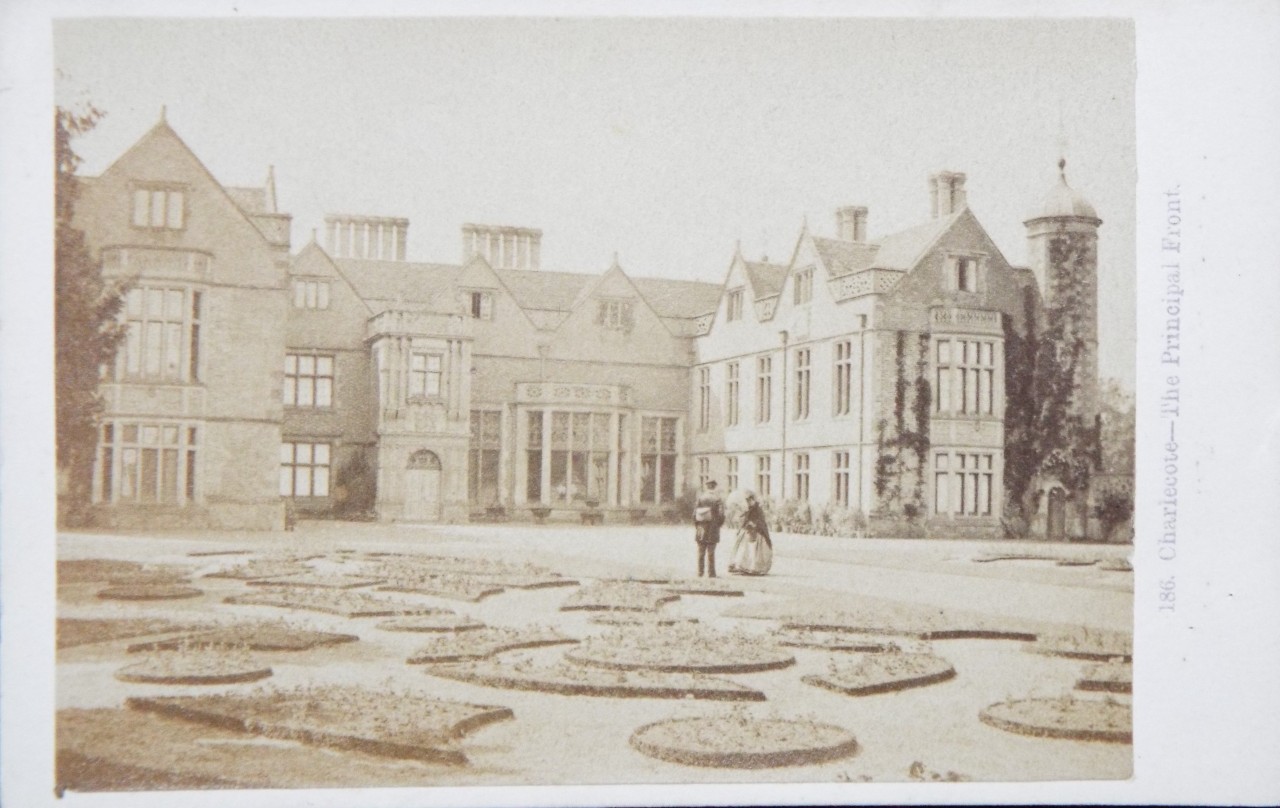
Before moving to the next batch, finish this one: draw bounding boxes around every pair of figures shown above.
[693,481,773,577]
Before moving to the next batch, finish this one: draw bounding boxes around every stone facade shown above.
[73,120,1110,538]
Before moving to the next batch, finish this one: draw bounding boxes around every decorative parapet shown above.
[829,268,904,300]
[515,382,630,407]
[366,309,473,341]
[929,306,1003,335]
[101,247,212,281]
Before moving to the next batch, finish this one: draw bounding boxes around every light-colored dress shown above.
[729,503,772,576]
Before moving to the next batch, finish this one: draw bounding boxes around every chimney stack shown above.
[929,171,968,218]
[461,224,543,270]
[324,214,408,260]
[836,206,869,242]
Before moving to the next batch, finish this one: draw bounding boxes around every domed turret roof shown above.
[1028,159,1099,221]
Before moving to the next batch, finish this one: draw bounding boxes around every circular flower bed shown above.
[407,626,576,664]
[127,622,358,653]
[426,657,764,701]
[802,652,955,696]
[377,614,487,633]
[980,696,1131,743]
[770,627,894,652]
[566,625,794,674]
[225,587,451,618]
[629,713,859,768]
[116,646,272,685]
[97,584,203,601]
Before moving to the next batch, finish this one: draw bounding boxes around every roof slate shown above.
[227,186,268,215]
[742,260,788,299]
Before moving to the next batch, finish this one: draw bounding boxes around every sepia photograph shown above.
[3,3,1278,807]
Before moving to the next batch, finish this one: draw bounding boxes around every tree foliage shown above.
[874,330,931,520]
[56,104,126,522]
[1003,226,1103,526]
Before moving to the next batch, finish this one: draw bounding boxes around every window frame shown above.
[793,267,814,305]
[725,361,740,427]
[409,351,445,399]
[726,288,744,322]
[131,185,187,231]
[280,440,332,498]
[292,278,332,310]
[756,354,772,423]
[793,347,811,421]
[284,352,335,409]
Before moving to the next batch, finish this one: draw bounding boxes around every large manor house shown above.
[73,115,1112,539]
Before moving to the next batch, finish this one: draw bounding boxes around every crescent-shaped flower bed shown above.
[1027,628,1133,661]
[566,625,794,674]
[126,622,359,653]
[770,627,895,653]
[57,618,216,650]
[377,614,487,633]
[425,657,764,701]
[662,579,745,597]
[979,696,1132,743]
[97,584,204,601]
[126,685,514,765]
[629,713,859,768]
[247,573,385,589]
[115,647,273,685]
[224,587,451,618]
[802,652,956,696]
[1075,661,1133,694]
[406,626,577,663]
[560,581,680,612]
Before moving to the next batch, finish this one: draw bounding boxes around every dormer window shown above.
[292,278,330,309]
[132,186,185,230]
[467,291,493,320]
[726,288,744,321]
[597,299,634,331]
[793,268,814,305]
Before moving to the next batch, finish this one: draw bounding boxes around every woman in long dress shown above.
[729,493,773,575]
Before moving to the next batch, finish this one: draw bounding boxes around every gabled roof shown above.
[227,186,269,215]
[334,258,461,314]
[632,276,723,318]
[809,238,879,277]
[741,260,788,299]
[494,268,594,312]
[867,210,963,270]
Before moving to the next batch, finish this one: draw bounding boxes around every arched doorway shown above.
[404,450,442,522]
[1047,486,1067,542]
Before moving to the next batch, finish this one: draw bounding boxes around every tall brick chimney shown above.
[324,214,408,260]
[929,171,967,218]
[461,224,542,270]
[836,206,869,242]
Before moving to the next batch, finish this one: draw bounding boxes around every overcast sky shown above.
[54,17,1135,386]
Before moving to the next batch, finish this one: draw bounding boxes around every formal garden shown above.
[55,522,1133,792]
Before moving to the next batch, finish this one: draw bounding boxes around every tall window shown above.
[280,441,331,498]
[935,451,994,516]
[726,362,740,427]
[936,339,995,415]
[640,416,678,504]
[410,352,443,397]
[955,257,978,292]
[284,354,334,408]
[755,455,772,498]
[794,348,811,420]
[552,411,613,503]
[793,453,810,501]
[726,288,744,321]
[598,299,634,331]
[292,279,331,310]
[727,456,739,492]
[121,287,201,382]
[793,267,814,304]
[834,340,854,416]
[833,451,851,507]
[698,367,711,432]
[698,457,710,489]
[756,355,772,423]
[132,187,185,230]
[526,411,543,502]
[467,291,494,320]
[99,422,196,504]
[468,410,502,504]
